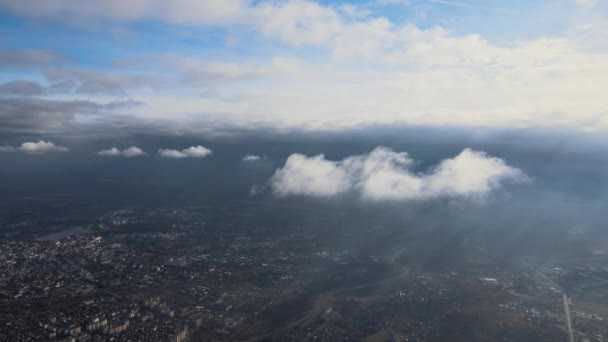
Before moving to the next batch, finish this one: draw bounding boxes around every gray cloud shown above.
[103,100,143,110]
[0,1,247,26]
[0,49,59,69]
[0,98,100,132]
[0,145,16,152]
[0,97,141,133]
[270,147,529,200]
[50,79,78,91]
[43,67,168,95]
[40,56,289,96]
[0,80,45,96]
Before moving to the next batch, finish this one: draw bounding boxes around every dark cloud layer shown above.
[0,80,46,96]
[0,97,142,133]
[43,67,169,95]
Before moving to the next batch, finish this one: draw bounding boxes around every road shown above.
[562,293,575,342]
[535,269,575,342]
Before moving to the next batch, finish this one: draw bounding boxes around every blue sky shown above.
[1,1,599,58]
[0,0,607,134]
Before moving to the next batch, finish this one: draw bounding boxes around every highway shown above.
[536,269,575,342]
[562,293,575,342]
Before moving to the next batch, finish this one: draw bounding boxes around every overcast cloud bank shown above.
[270,147,528,201]
[0,1,606,133]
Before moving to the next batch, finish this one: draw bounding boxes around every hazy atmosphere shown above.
[1,1,607,341]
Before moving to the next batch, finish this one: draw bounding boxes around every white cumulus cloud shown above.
[98,146,147,157]
[18,140,68,154]
[157,145,212,159]
[271,153,353,197]
[270,147,528,201]
[242,154,262,161]
[0,145,16,152]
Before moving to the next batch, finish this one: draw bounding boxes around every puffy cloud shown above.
[98,146,146,157]
[338,4,371,19]
[98,147,121,156]
[270,154,353,197]
[158,149,189,158]
[157,145,212,159]
[270,147,528,200]
[251,0,342,46]
[0,145,16,152]
[242,154,261,161]
[0,80,45,96]
[0,141,69,154]
[353,148,528,201]
[424,149,527,197]
[17,140,68,154]
[121,147,146,157]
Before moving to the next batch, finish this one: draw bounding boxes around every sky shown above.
[2,1,608,268]
[0,0,607,136]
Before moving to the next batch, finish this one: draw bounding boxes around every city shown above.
[1,203,607,341]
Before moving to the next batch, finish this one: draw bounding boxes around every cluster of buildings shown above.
[0,235,195,341]
[0,206,328,341]
[2,205,608,341]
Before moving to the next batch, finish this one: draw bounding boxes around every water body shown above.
[37,226,93,241]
